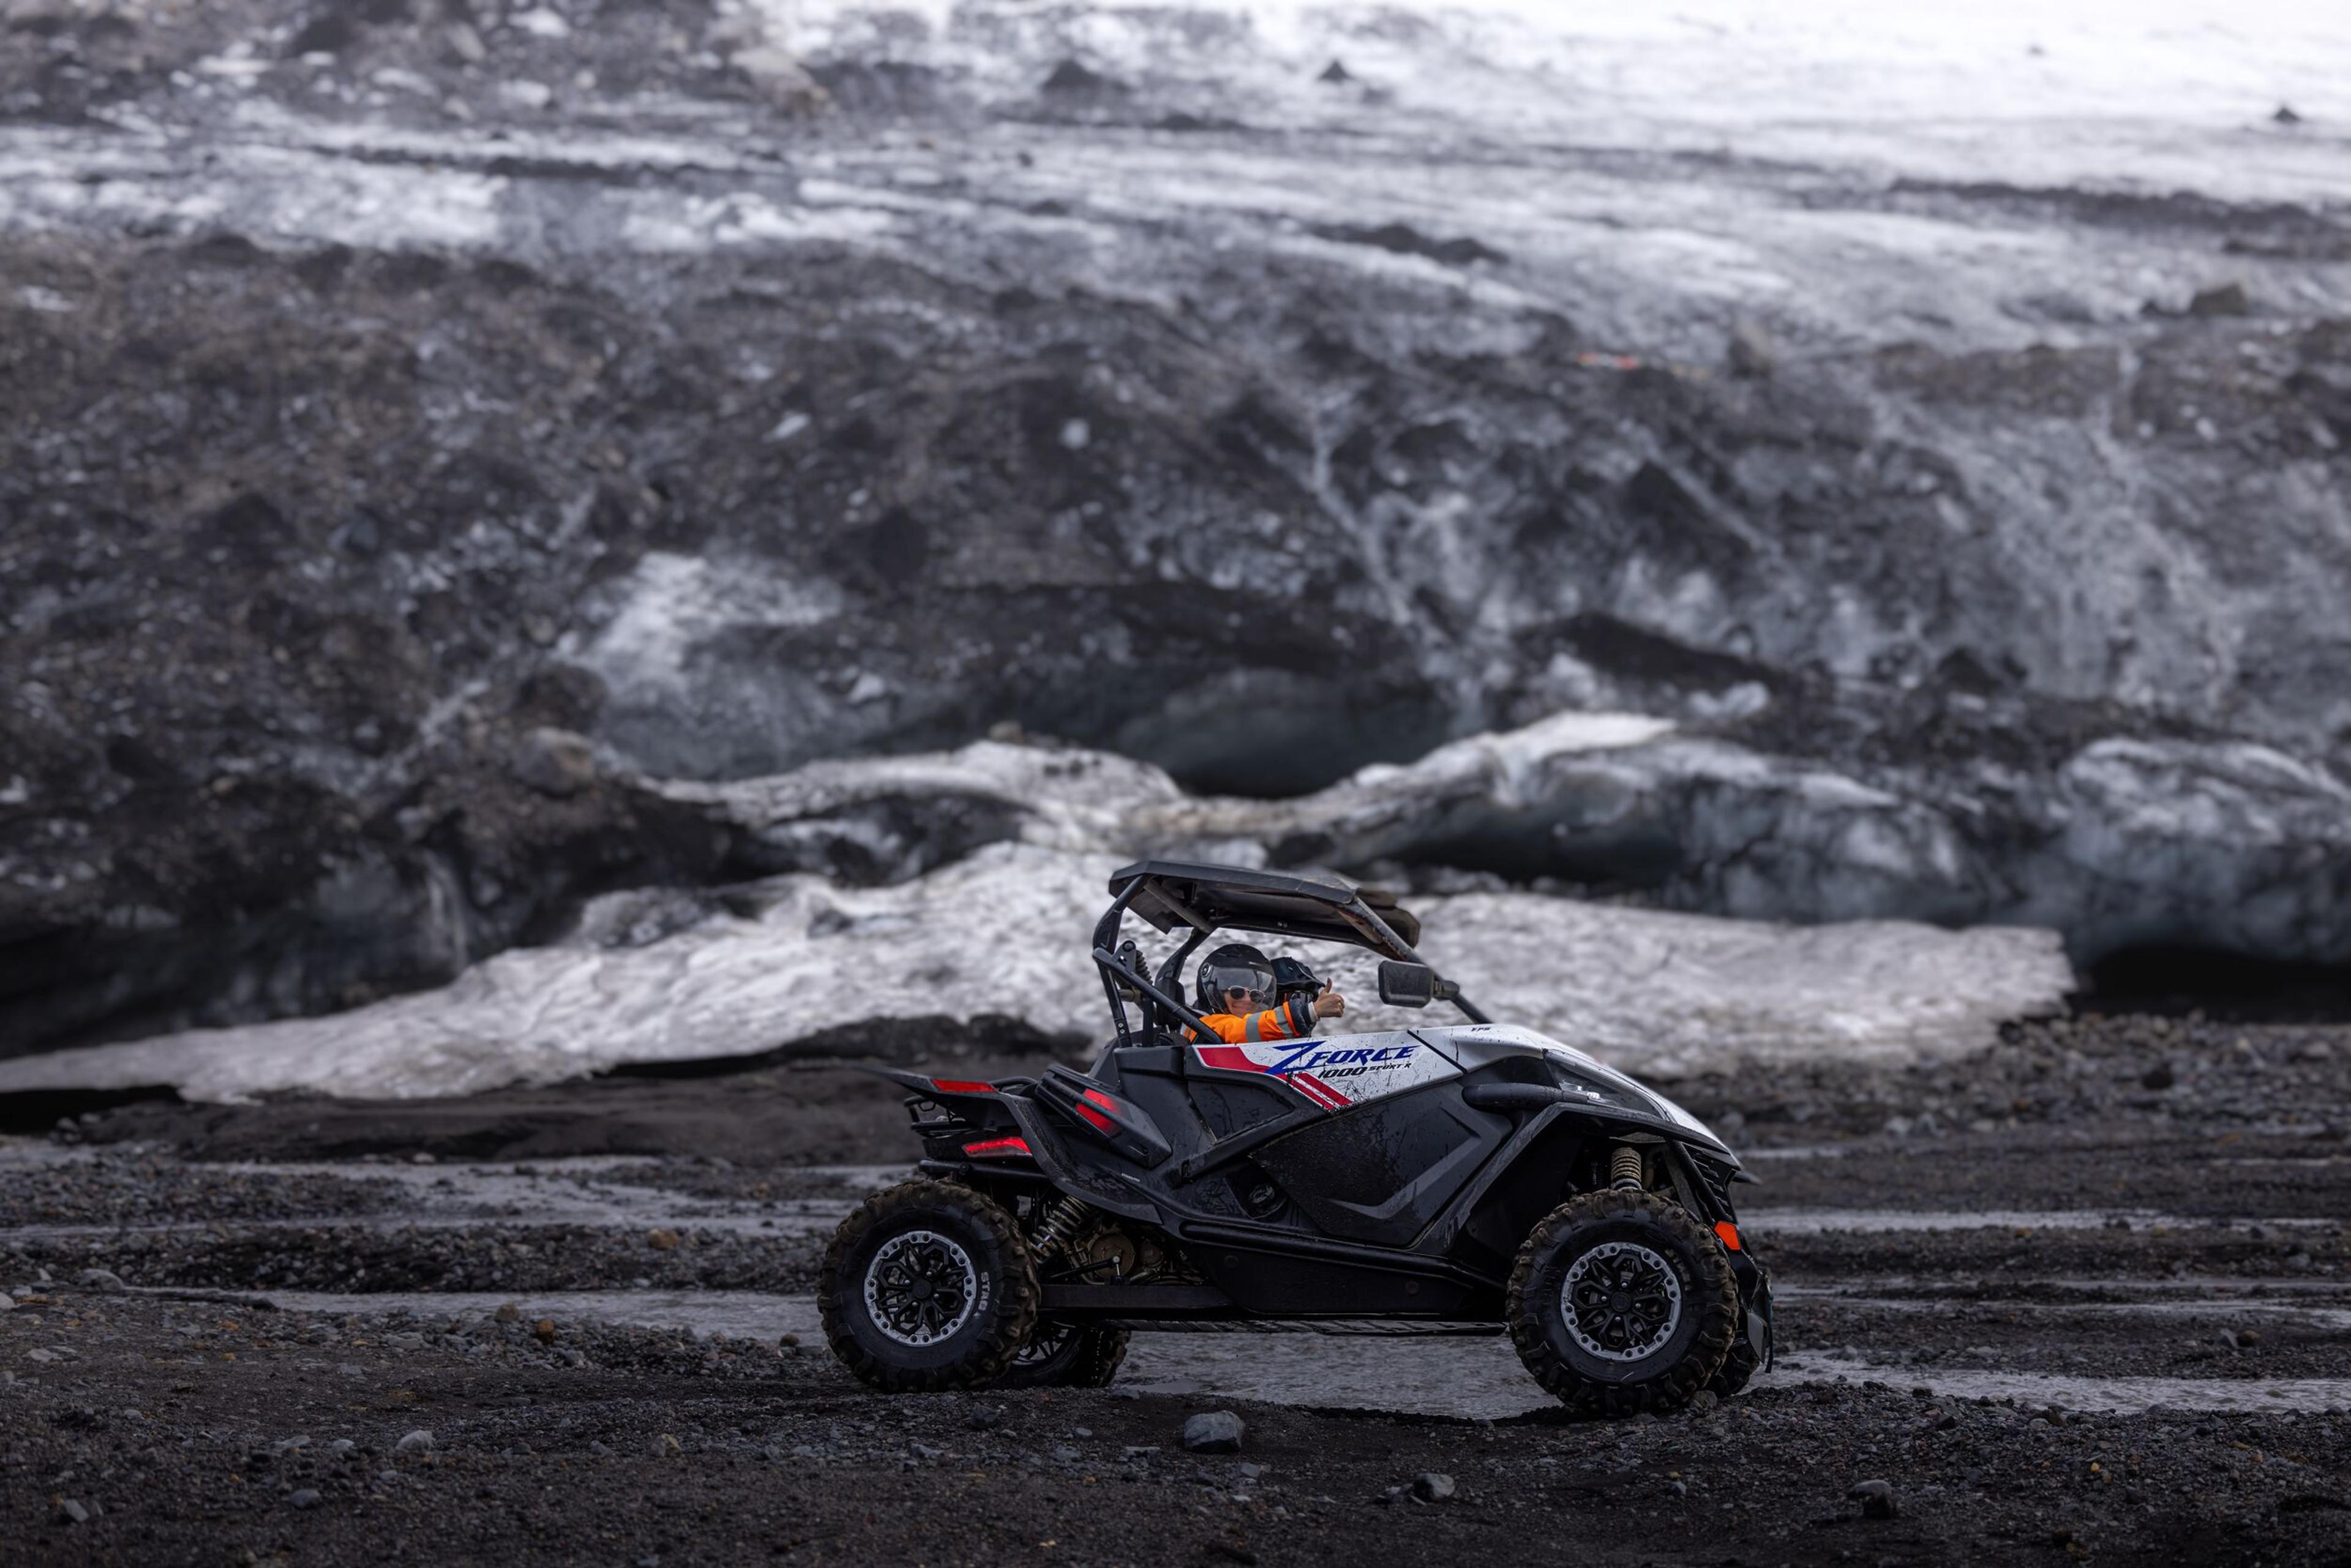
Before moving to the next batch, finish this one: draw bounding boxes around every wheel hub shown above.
[1561,1240,1683,1364]
[863,1229,984,1347]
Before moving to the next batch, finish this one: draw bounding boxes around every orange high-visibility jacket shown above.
[1188,993,1316,1044]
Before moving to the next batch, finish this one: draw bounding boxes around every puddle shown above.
[249,1287,2351,1420]
[1764,1352,2351,1413]
[1780,1289,2351,1330]
[264,1288,827,1343]
[0,1158,912,1247]
[1741,1207,2339,1236]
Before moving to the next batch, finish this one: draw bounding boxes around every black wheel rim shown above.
[863,1229,983,1347]
[1561,1240,1684,1363]
[1017,1320,1074,1366]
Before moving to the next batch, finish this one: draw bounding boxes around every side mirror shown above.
[1377,961,1436,1008]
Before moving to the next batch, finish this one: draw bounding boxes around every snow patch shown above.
[582,552,844,699]
[0,835,2069,1103]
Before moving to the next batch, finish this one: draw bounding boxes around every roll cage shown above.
[1089,859,1491,1052]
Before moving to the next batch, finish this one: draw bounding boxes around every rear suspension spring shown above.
[1610,1144,1647,1191]
[1029,1195,1093,1266]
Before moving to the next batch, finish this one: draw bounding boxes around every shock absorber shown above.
[1028,1195,1093,1266]
[1610,1144,1647,1191]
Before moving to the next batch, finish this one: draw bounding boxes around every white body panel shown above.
[1190,1028,1461,1110]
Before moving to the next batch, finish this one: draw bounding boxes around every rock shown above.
[409,1152,437,1166]
[1690,1389,1719,1412]
[1317,59,1352,84]
[394,1430,434,1454]
[1182,1411,1244,1455]
[329,1439,355,1455]
[647,1229,679,1251]
[446,23,486,64]
[1412,1472,1456,1503]
[1051,1444,1081,1463]
[654,1433,682,1457]
[2188,282,2249,318]
[1848,1479,1898,1519]
[2237,1329,2261,1348]
[2141,1062,2175,1090]
[288,1488,320,1509]
[2274,103,2301,124]
[1726,319,1775,378]
[967,1406,1003,1431]
[58,1498,89,1525]
[1042,58,1120,95]
[74,1269,125,1294]
[732,45,829,113]
[386,1333,425,1351]
[533,1319,557,1344]
[493,1302,520,1323]
[512,729,598,798]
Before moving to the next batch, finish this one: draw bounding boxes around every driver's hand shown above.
[1313,983,1346,1019]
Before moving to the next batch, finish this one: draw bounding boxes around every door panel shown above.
[1253,1086,1510,1247]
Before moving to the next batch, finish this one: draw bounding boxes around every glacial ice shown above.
[0,730,2074,1103]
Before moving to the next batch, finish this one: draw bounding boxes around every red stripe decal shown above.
[930,1079,995,1094]
[1074,1102,1115,1133]
[1294,1074,1349,1109]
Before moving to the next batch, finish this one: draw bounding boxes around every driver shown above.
[1187,942,1346,1044]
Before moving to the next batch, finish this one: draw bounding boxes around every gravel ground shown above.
[4,1010,2350,1562]
[2,1289,2347,1567]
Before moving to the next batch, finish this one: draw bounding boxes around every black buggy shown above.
[818,861,1772,1415]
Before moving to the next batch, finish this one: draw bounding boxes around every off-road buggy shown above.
[819,861,1772,1415]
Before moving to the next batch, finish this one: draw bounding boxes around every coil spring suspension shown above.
[1029,1195,1093,1266]
[1610,1144,1648,1191]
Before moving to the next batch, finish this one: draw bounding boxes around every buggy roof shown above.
[1105,860,1423,959]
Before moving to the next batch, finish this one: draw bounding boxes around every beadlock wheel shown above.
[819,1180,1038,1392]
[863,1229,985,1348]
[1560,1240,1684,1363]
[1506,1188,1738,1417]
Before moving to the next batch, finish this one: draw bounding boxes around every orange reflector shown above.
[1714,1221,1742,1251]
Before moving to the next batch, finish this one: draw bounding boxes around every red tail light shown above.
[1714,1221,1742,1251]
[931,1079,995,1094]
[962,1136,1031,1159]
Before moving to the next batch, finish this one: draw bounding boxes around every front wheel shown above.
[1507,1189,1738,1417]
[820,1180,1040,1392]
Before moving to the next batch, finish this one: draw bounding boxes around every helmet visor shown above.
[1200,955,1277,1011]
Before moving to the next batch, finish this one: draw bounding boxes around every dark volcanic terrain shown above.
[5,1011,2349,1564]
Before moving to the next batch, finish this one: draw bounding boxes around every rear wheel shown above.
[820,1180,1039,1392]
[1507,1189,1738,1417]
[994,1320,1131,1388]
